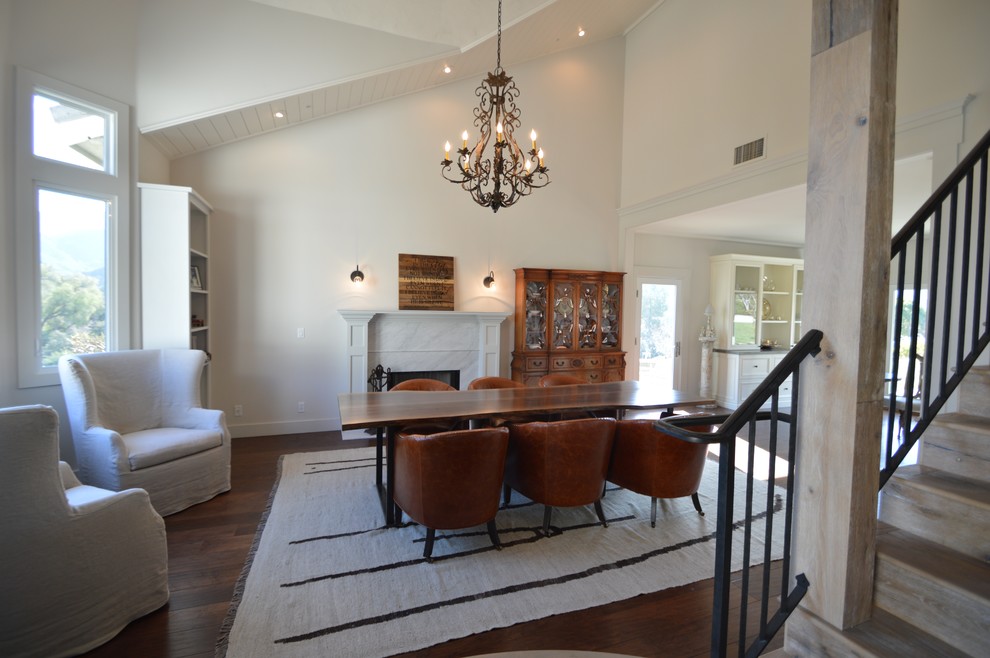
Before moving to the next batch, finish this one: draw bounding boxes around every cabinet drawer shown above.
[739,377,793,407]
[550,356,604,370]
[604,354,623,367]
[551,356,591,370]
[585,371,602,383]
[525,357,547,371]
[739,356,771,377]
[739,380,761,400]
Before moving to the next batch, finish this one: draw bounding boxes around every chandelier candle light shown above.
[440,0,550,212]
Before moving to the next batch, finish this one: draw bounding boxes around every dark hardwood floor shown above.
[84,425,784,658]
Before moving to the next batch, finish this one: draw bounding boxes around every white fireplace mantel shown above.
[338,310,511,393]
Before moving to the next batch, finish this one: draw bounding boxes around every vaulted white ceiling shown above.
[139,1,939,248]
[142,0,662,159]
[249,0,556,48]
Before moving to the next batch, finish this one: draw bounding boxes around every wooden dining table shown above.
[337,380,715,525]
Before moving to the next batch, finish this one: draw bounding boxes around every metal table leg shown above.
[375,427,387,521]
[385,426,397,525]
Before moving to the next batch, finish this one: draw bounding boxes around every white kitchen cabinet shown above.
[713,350,792,410]
[710,254,802,410]
[710,254,804,350]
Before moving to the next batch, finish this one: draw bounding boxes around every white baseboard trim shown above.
[229,418,337,438]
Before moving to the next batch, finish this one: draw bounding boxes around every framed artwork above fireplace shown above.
[398,253,454,311]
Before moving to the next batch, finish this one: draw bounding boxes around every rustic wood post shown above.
[792,0,898,630]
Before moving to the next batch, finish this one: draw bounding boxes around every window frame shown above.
[14,68,131,388]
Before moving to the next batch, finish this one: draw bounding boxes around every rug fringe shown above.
[214,454,287,657]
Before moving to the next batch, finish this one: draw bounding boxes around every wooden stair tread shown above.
[876,524,990,600]
[889,464,990,508]
[846,608,972,658]
[785,606,972,658]
[930,411,990,434]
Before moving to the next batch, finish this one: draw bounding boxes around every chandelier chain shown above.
[496,0,502,70]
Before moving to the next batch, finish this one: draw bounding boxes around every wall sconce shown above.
[483,271,496,289]
[350,265,365,284]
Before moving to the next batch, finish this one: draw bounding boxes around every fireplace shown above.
[338,310,510,395]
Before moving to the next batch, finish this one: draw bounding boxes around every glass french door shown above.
[637,279,681,388]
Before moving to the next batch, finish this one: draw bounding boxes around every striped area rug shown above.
[216,447,784,657]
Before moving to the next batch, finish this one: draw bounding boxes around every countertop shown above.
[714,347,789,355]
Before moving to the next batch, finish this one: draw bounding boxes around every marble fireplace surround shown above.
[338,310,511,393]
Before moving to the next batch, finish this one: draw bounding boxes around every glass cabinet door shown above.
[601,283,620,348]
[792,267,804,346]
[760,263,793,348]
[578,282,600,349]
[732,265,760,346]
[552,282,575,349]
[523,280,548,350]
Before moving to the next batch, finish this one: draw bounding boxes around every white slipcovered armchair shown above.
[0,405,169,657]
[58,348,231,516]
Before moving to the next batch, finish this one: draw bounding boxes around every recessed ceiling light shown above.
[274,111,285,119]
[443,65,452,74]
[578,28,586,37]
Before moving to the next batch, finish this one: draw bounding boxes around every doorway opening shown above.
[638,280,680,388]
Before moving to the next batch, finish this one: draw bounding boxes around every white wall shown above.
[621,0,812,210]
[621,0,990,215]
[895,0,990,154]
[169,38,627,436]
[138,134,171,184]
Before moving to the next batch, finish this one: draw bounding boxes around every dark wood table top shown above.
[338,380,714,430]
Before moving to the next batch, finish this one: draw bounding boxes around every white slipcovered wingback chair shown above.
[0,405,169,657]
[58,348,231,516]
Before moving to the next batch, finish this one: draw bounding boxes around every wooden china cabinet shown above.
[511,268,626,385]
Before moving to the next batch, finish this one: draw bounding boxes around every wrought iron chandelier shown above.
[440,0,550,212]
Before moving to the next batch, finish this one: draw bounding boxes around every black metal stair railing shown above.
[883,128,990,487]
[656,329,823,658]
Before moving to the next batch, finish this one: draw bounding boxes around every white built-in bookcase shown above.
[139,183,214,402]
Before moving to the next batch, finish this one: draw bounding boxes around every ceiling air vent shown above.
[734,137,766,166]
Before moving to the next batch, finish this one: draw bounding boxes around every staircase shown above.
[786,366,990,656]
[784,126,990,656]
[873,364,990,656]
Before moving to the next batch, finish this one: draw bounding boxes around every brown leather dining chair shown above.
[537,373,603,419]
[392,427,509,560]
[467,376,528,427]
[504,417,616,536]
[467,376,525,390]
[390,378,457,391]
[608,419,714,527]
[378,378,461,515]
[389,377,460,433]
